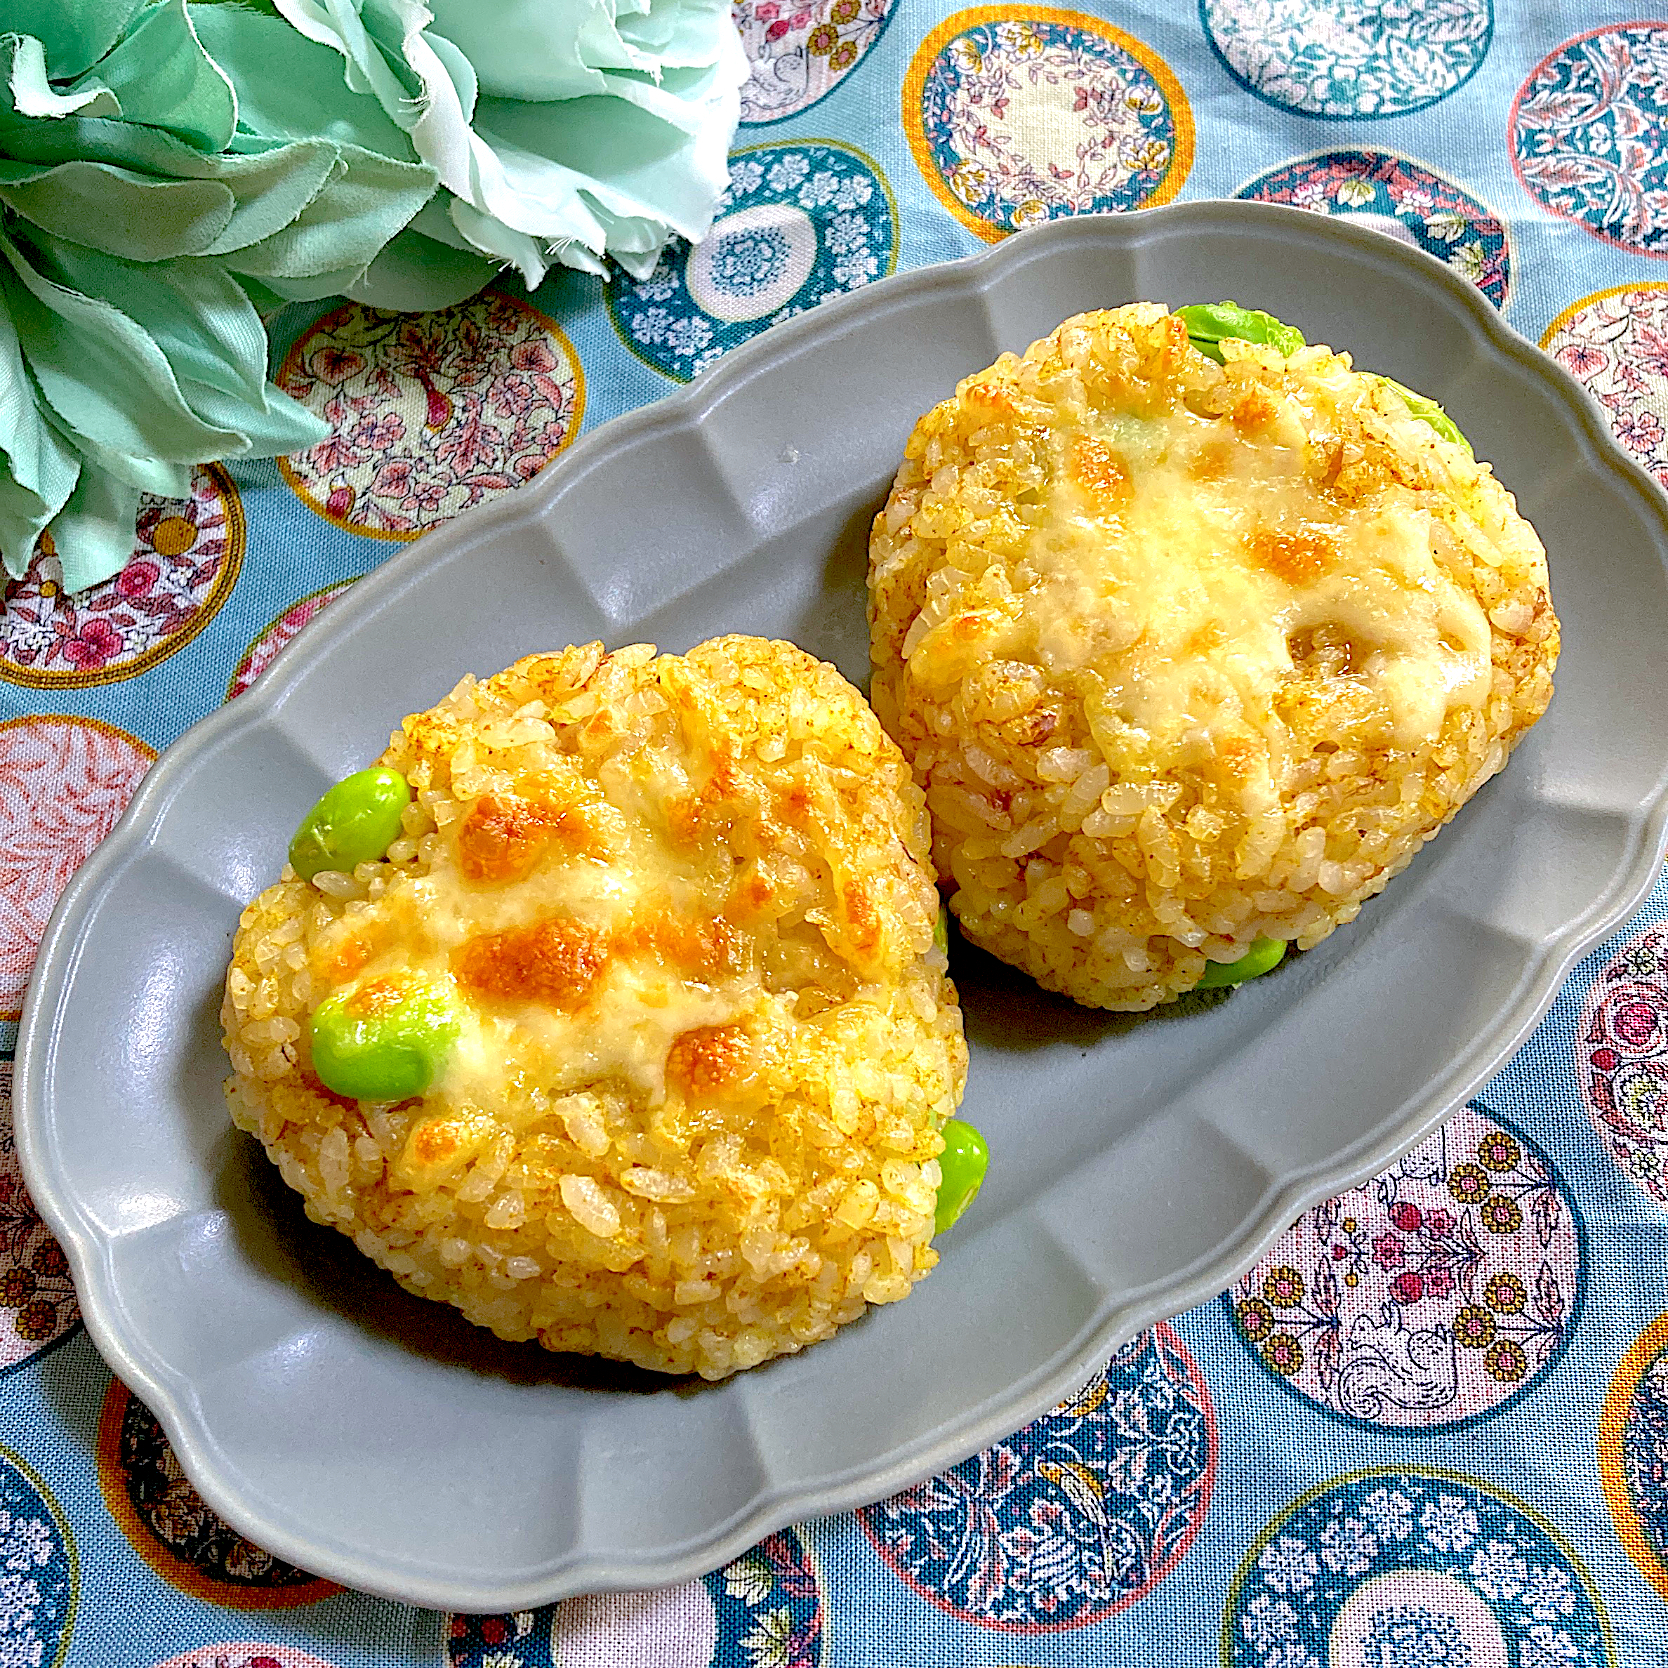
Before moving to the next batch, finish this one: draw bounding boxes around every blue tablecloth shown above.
[5,1,1668,1662]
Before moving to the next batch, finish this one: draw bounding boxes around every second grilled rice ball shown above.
[868,304,1558,1010]
[222,636,967,1379]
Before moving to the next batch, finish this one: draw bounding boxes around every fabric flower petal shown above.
[2,33,120,120]
[274,0,744,285]
[346,222,500,310]
[6,0,145,80]
[44,462,144,595]
[0,159,236,260]
[0,301,81,579]
[0,227,243,465]
[77,0,237,153]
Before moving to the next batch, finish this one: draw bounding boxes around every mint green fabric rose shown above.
[0,0,460,591]
[276,0,746,287]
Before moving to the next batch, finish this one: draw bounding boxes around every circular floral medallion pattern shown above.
[904,6,1192,242]
[1224,1468,1611,1668]
[0,1065,79,1374]
[0,467,244,689]
[1573,923,1668,1205]
[0,1448,77,1668]
[1201,0,1491,119]
[0,716,155,1023]
[858,1324,1214,1631]
[1542,286,1668,493]
[1236,151,1510,308]
[1598,1312,1668,1606]
[226,581,356,701]
[445,1527,823,1667]
[608,141,896,383]
[96,1381,339,1608]
[1225,1107,1585,1431]
[276,292,584,539]
[1511,25,1668,258]
[734,0,896,124]
[149,1649,342,1668]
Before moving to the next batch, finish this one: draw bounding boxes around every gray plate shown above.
[17,203,1668,1611]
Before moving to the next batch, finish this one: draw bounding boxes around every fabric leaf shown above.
[76,0,237,152]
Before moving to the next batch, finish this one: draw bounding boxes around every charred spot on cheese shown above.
[456,789,593,882]
[394,1109,498,1185]
[666,1024,754,1098]
[1067,434,1132,513]
[618,913,745,979]
[454,917,609,1008]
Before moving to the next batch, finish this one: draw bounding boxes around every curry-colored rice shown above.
[222,636,967,1378]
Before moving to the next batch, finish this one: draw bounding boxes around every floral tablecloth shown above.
[5,1,1668,1663]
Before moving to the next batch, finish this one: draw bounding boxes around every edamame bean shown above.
[1195,937,1287,989]
[289,767,412,881]
[309,979,460,1101]
[1177,301,1306,363]
[934,1118,989,1236]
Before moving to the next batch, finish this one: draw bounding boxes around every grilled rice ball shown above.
[222,636,967,1379]
[867,304,1558,1010]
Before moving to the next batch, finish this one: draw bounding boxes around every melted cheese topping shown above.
[312,769,766,1119]
[1029,403,1493,755]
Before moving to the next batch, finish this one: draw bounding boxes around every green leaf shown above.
[1178,301,1307,364]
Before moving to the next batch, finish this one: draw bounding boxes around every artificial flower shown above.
[276,0,747,288]
[0,0,461,589]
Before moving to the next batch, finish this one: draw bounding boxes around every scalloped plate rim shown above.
[17,200,1668,1610]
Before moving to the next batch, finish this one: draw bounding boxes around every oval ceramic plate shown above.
[17,203,1668,1610]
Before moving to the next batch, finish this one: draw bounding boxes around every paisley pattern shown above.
[1574,925,1668,1206]
[1598,1313,1668,1606]
[226,581,355,700]
[0,1450,77,1668]
[1542,286,1668,492]
[276,293,584,538]
[0,716,155,1024]
[1236,151,1510,307]
[0,1066,78,1374]
[1226,1108,1584,1430]
[1225,1470,1611,1668]
[858,1325,1213,1631]
[1201,0,1492,119]
[734,0,895,124]
[608,142,895,382]
[96,1383,339,1608]
[0,468,244,689]
[1511,25,1668,257]
[445,1527,822,1666]
[905,7,1191,241]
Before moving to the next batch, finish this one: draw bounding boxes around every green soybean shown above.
[289,767,412,881]
[309,981,461,1102]
[1177,301,1307,364]
[1195,937,1287,989]
[1375,375,1471,451]
[934,1118,989,1236]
